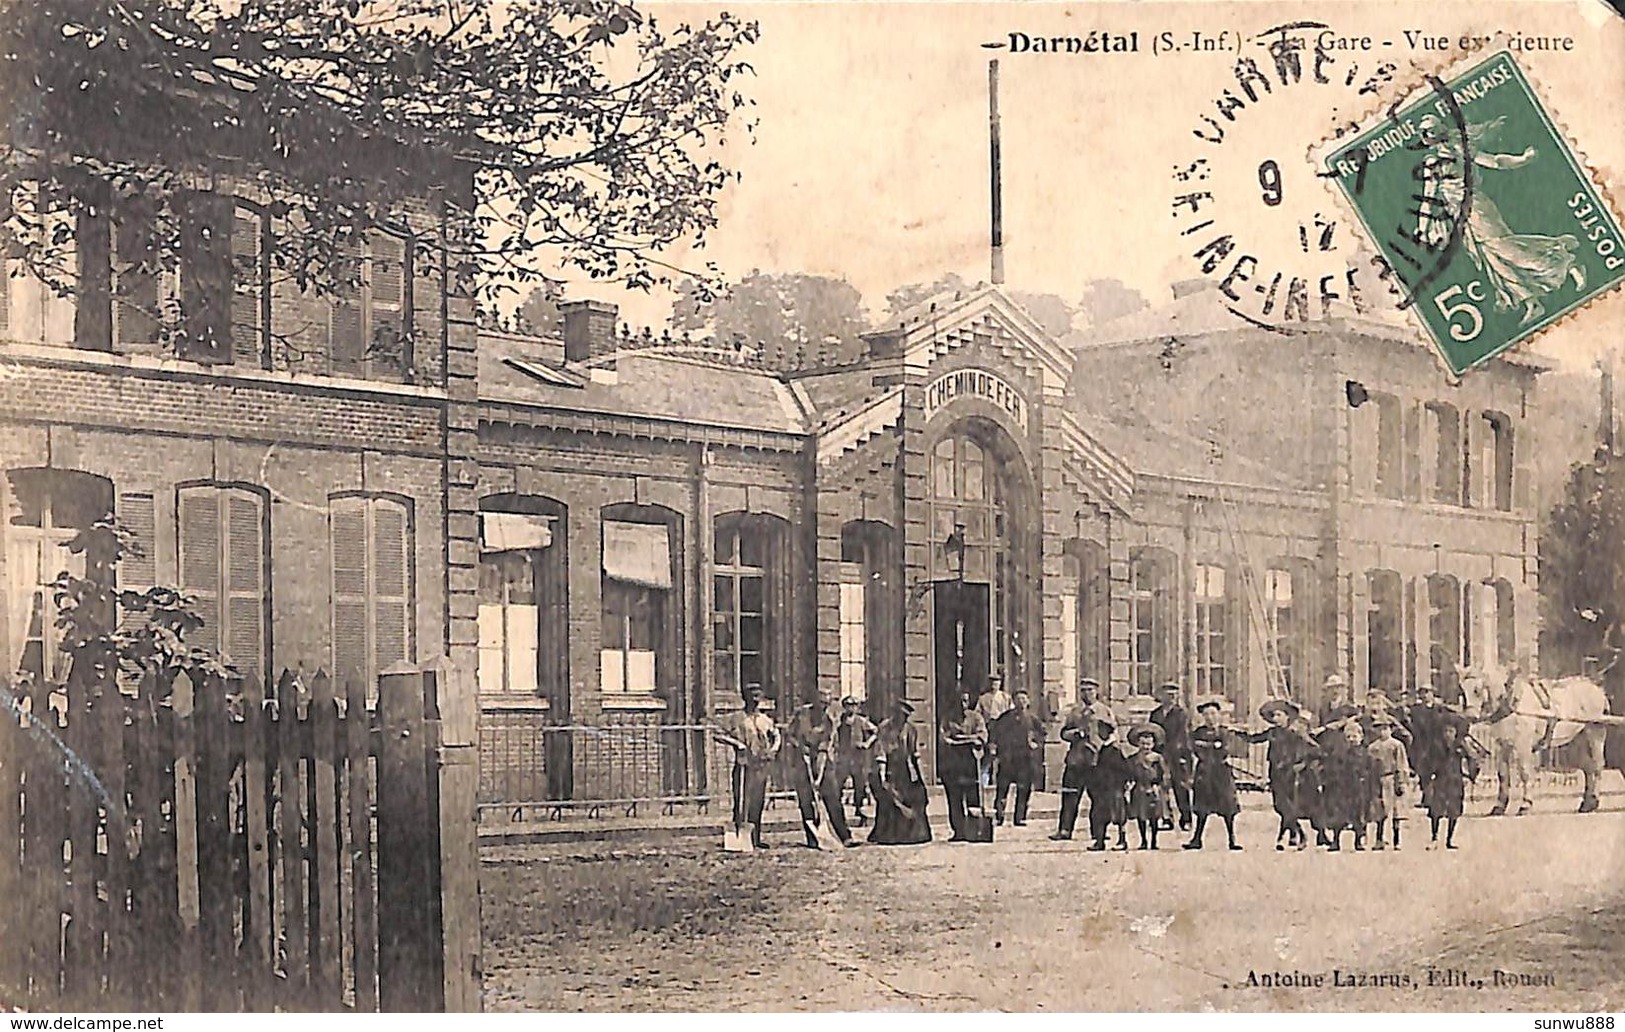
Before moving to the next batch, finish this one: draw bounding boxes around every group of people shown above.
[716,672,1482,852]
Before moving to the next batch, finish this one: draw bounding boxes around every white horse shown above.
[1458,664,1610,814]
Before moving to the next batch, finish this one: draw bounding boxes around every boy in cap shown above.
[1126,723,1171,849]
[1367,714,1410,850]
[1321,716,1376,850]
[1086,715,1132,851]
[1184,697,1242,851]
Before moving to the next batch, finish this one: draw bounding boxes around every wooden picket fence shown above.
[0,664,449,1012]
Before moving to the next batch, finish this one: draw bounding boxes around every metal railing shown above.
[477,718,801,823]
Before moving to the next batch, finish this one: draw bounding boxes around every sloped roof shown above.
[1069,406,1306,490]
[478,331,810,435]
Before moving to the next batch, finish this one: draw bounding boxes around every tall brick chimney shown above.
[560,300,619,363]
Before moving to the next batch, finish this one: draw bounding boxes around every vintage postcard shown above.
[3,0,1625,1018]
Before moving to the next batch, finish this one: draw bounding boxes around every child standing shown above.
[1126,724,1171,850]
[1184,698,1242,851]
[1321,718,1376,850]
[1428,722,1470,849]
[1367,715,1411,850]
[1246,699,1307,851]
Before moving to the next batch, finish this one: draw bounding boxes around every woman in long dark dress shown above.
[1184,698,1241,851]
[868,698,932,845]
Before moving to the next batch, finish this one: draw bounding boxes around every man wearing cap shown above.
[1150,681,1194,831]
[834,696,878,826]
[1050,678,1113,841]
[787,688,855,848]
[714,683,781,849]
[991,688,1046,826]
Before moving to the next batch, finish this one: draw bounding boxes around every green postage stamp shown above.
[1324,50,1625,375]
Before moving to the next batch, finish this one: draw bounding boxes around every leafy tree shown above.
[514,279,567,336]
[1074,278,1149,328]
[1540,446,1625,685]
[0,0,759,345]
[883,272,978,322]
[45,517,233,691]
[673,269,866,368]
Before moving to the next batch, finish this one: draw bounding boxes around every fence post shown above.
[431,654,483,1013]
[375,668,443,1011]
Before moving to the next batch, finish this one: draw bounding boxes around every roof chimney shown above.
[560,300,618,363]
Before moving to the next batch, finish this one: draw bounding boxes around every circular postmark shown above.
[1166,22,1405,329]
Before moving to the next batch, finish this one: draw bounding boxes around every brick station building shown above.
[467,282,1545,801]
[0,246,1545,803]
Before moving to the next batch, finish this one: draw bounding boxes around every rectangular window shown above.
[839,578,866,702]
[2,201,78,347]
[1264,567,1294,694]
[6,472,113,681]
[1128,555,1158,696]
[178,484,267,676]
[330,495,414,700]
[715,514,783,705]
[1374,393,1403,499]
[479,552,539,696]
[601,518,671,695]
[1193,563,1228,699]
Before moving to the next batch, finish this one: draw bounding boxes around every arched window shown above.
[478,495,566,702]
[179,482,270,677]
[1427,573,1462,696]
[840,520,898,706]
[1367,569,1403,692]
[1424,402,1462,505]
[329,494,413,697]
[1129,546,1177,696]
[4,469,115,681]
[602,504,682,700]
[930,432,1016,684]
[713,511,787,706]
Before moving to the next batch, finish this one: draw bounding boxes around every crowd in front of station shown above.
[716,672,1483,853]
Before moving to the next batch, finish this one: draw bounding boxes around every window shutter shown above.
[330,498,370,693]
[114,215,159,347]
[178,194,233,363]
[231,208,264,366]
[114,492,157,647]
[0,258,9,336]
[178,488,222,654]
[1514,419,1533,513]
[224,492,265,677]
[369,233,408,377]
[330,242,365,374]
[75,200,113,351]
[370,498,412,674]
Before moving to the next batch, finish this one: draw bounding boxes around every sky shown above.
[551,0,1625,371]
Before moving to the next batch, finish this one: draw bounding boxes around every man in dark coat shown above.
[1151,681,1194,831]
[1050,678,1112,840]
[991,689,1045,826]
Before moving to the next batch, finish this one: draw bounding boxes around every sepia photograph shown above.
[2,0,1625,1017]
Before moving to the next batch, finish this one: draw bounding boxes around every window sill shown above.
[0,340,447,401]
[600,694,670,712]
[480,695,552,711]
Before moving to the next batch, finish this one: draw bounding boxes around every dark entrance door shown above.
[933,580,991,771]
